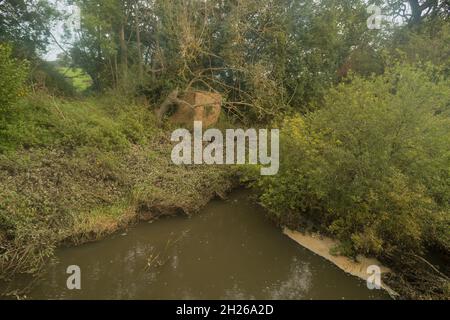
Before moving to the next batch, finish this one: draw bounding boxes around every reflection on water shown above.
[24,190,389,300]
[267,257,312,299]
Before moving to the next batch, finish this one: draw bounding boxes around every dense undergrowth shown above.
[1,12,449,299]
[242,64,450,299]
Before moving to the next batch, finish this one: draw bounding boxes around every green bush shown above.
[0,91,157,153]
[247,64,450,256]
[31,61,76,96]
[0,44,28,112]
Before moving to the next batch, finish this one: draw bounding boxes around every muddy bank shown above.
[283,228,398,298]
[282,226,449,299]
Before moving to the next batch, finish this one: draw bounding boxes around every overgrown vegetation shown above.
[0,0,449,299]
[242,64,450,298]
[0,44,28,111]
[56,67,92,92]
[246,63,449,251]
[0,92,235,294]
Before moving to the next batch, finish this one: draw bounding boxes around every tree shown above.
[68,0,382,119]
[247,64,450,257]
[0,0,58,58]
[144,0,379,120]
[378,0,450,26]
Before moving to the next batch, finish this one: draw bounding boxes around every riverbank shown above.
[0,144,236,297]
[283,228,398,298]
[12,190,390,300]
[0,93,237,296]
[245,193,449,300]
[1,93,447,300]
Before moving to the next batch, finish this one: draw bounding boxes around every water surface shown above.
[27,190,389,299]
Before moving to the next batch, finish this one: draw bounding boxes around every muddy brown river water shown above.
[24,190,389,299]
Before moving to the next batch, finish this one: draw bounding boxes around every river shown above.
[24,190,389,299]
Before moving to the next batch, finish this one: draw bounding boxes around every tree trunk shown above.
[135,4,143,84]
[119,23,128,85]
[408,0,422,25]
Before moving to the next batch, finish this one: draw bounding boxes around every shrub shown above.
[0,92,156,153]
[31,61,76,96]
[246,64,450,256]
[0,44,28,112]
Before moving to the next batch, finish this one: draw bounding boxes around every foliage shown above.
[0,44,29,113]
[70,0,379,121]
[30,60,77,96]
[56,67,93,92]
[385,19,450,77]
[0,0,58,58]
[245,64,450,256]
[1,0,449,299]
[373,0,449,26]
[0,92,235,290]
[0,91,156,153]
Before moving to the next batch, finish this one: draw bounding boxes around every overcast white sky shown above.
[43,0,79,61]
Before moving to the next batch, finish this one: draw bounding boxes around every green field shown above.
[57,67,92,92]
